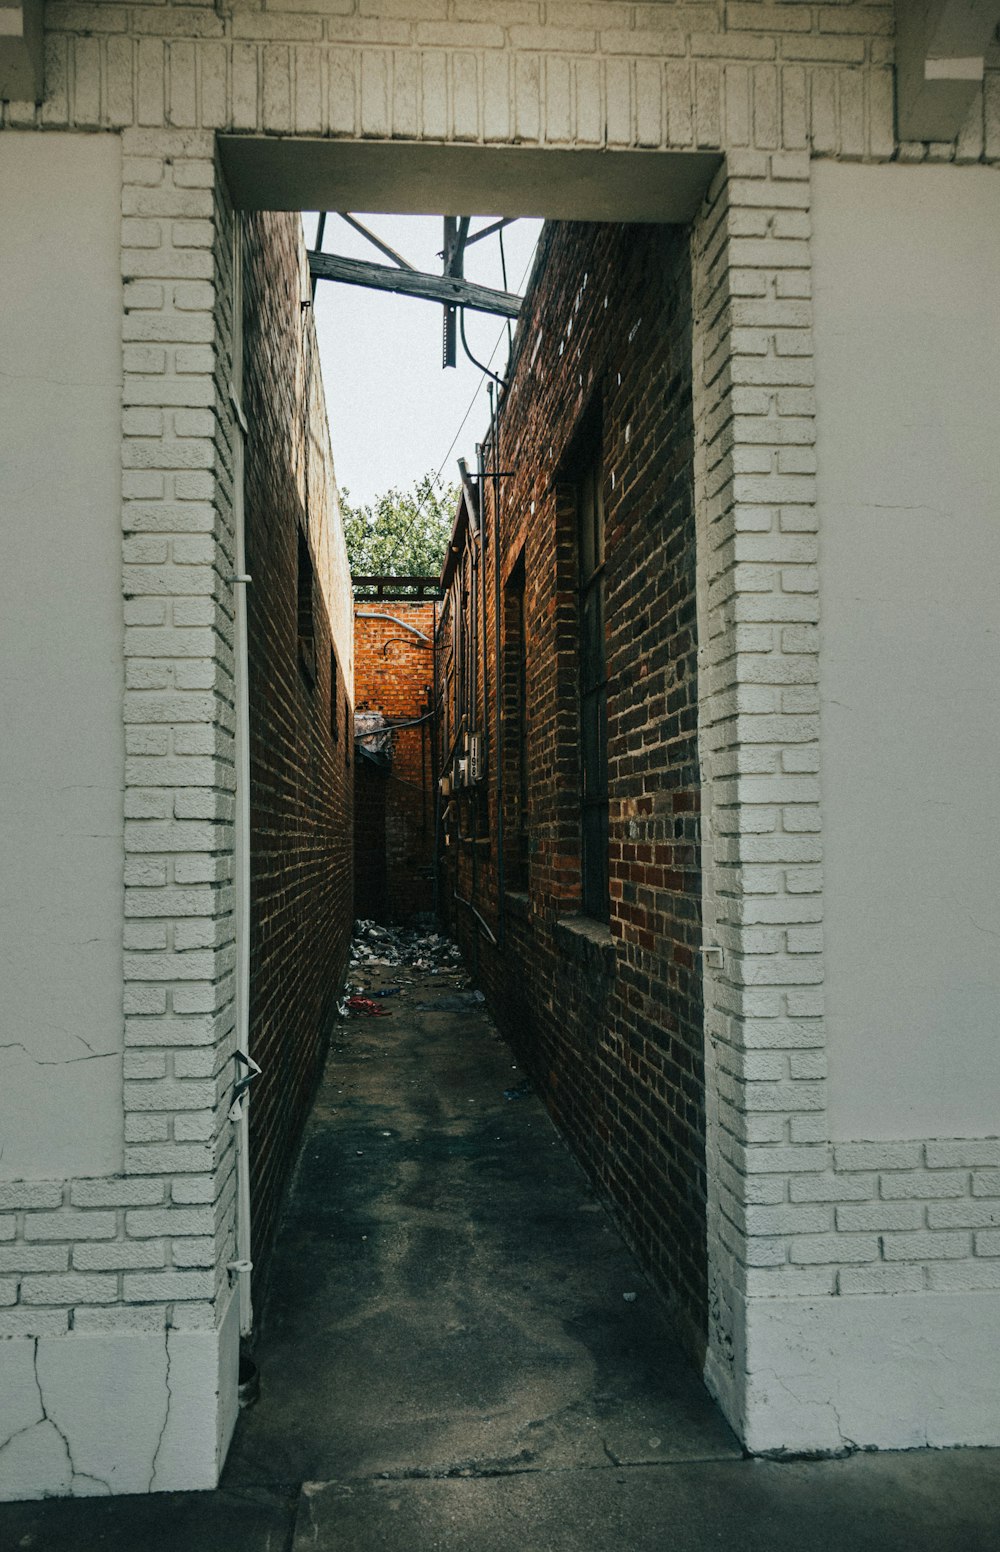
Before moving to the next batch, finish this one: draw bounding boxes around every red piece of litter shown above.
[346,996,392,1018]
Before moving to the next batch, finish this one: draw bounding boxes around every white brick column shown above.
[693,146,825,1439]
[118,124,242,1475]
[695,149,1000,1453]
[0,127,241,1501]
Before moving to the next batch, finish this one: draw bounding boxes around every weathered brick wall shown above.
[243,210,354,1287]
[354,601,437,923]
[441,219,707,1352]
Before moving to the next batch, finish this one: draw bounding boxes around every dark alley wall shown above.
[354,601,437,922]
[243,212,354,1288]
[440,221,705,1352]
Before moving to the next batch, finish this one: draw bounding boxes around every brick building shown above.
[243,212,354,1297]
[1,0,999,1501]
[354,599,438,922]
[438,218,707,1353]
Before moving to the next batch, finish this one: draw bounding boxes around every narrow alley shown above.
[223,939,738,1488]
[2,931,997,1551]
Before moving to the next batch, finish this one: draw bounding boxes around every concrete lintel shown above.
[218,138,722,226]
[0,1,43,103]
[895,0,1000,142]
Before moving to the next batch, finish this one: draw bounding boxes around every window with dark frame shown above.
[330,648,339,740]
[297,526,316,687]
[344,697,351,765]
[577,440,609,921]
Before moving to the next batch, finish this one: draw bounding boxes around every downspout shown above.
[354,610,430,642]
[491,388,506,948]
[474,438,489,923]
[228,216,255,1337]
[431,600,440,917]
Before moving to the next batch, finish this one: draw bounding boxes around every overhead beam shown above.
[307,250,521,319]
[0,0,43,101]
[895,0,1000,142]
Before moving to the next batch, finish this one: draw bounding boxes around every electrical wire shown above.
[335,226,539,565]
[355,708,436,739]
[409,234,540,526]
[459,308,506,388]
[499,225,514,365]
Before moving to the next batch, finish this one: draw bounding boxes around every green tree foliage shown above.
[341,473,458,581]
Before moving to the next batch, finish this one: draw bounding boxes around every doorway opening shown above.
[226,135,720,1413]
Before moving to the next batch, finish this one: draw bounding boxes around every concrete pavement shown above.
[2,955,997,1550]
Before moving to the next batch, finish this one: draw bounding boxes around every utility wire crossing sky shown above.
[307,212,542,510]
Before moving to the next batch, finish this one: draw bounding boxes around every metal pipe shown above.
[354,610,430,642]
[492,387,506,948]
[355,709,436,739]
[457,456,480,534]
[453,891,498,946]
[432,599,441,920]
[230,216,254,1338]
[477,430,490,832]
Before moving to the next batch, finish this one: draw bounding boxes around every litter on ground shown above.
[349,917,465,973]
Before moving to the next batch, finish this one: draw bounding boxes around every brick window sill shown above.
[553,915,616,977]
[504,889,531,922]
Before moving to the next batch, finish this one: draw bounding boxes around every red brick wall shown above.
[243,212,354,1288]
[439,221,705,1352]
[354,602,437,922]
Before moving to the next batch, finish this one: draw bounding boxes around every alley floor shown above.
[2,951,998,1550]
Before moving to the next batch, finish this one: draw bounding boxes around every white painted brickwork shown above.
[690,143,999,1415]
[0,130,242,1356]
[0,1,994,160]
[1,0,998,1487]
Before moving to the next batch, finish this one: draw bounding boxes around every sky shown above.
[306,212,542,511]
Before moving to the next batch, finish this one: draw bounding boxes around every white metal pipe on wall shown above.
[229,216,254,1338]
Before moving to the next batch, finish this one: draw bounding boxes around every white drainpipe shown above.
[227,215,256,1338]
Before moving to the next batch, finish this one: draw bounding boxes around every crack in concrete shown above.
[5,1339,116,1495]
[149,1325,173,1492]
[314,1450,746,1489]
[0,1040,116,1067]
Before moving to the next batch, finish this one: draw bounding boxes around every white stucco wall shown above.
[0,132,124,1178]
[813,162,1000,1141]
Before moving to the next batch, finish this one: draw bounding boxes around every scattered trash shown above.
[623,1292,637,1303]
[414,990,486,1012]
[346,996,392,1018]
[371,987,402,998]
[503,1086,532,1102]
[349,918,464,972]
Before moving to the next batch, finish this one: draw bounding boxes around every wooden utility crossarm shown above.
[307,250,521,319]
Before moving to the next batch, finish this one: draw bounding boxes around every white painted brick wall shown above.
[3,0,993,162]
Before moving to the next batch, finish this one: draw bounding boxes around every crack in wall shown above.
[0,1343,44,1457]
[148,1325,173,1491]
[34,1339,114,1495]
[0,1040,117,1066]
[0,1339,114,1494]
